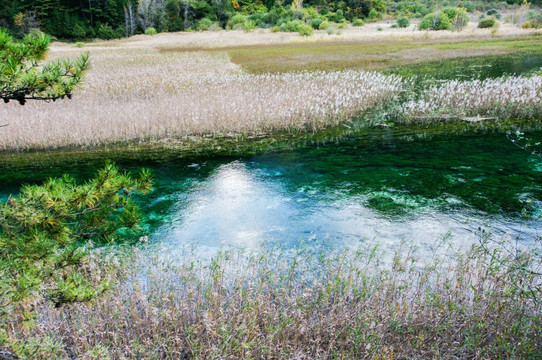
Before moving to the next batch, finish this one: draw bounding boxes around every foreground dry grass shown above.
[4,239,542,359]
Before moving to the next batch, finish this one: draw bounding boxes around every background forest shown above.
[1,0,540,40]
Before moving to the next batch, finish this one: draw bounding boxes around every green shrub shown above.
[297,23,314,36]
[75,41,85,48]
[486,9,501,18]
[377,26,383,31]
[230,14,246,26]
[279,19,304,32]
[114,27,126,38]
[396,17,410,28]
[242,19,257,31]
[478,17,496,28]
[352,19,364,26]
[198,18,213,31]
[442,7,458,21]
[338,22,348,29]
[311,18,324,29]
[319,20,330,30]
[270,25,280,32]
[368,9,379,20]
[97,24,115,40]
[145,27,158,35]
[418,11,451,30]
[451,8,469,31]
[522,13,542,29]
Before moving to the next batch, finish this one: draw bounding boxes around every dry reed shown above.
[400,75,542,122]
[0,48,403,151]
[4,237,541,359]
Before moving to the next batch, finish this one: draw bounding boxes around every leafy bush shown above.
[198,18,213,31]
[242,19,257,31]
[377,26,383,31]
[230,14,246,26]
[522,13,542,28]
[418,11,451,30]
[145,27,158,35]
[311,18,324,29]
[270,25,280,32]
[451,8,469,31]
[442,7,458,21]
[478,17,496,28]
[319,20,330,30]
[279,19,305,32]
[297,23,314,36]
[97,24,115,39]
[338,22,348,29]
[352,19,364,26]
[486,9,501,18]
[368,9,380,20]
[396,17,410,28]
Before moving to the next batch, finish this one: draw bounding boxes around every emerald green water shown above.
[1,126,541,254]
[1,53,541,255]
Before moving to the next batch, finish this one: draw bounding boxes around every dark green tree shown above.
[0,29,89,105]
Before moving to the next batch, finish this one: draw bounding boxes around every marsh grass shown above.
[400,75,542,123]
[3,235,541,359]
[0,47,403,151]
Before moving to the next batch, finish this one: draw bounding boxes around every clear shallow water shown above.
[3,127,539,258]
[1,53,542,258]
[145,129,542,257]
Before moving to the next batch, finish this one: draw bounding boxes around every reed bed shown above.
[399,75,542,122]
[0,48,403,151]
[4,238,541,359]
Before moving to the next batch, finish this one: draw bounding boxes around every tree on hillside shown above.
[0,29,89,105]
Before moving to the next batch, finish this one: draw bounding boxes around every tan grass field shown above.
[0,20,541,151]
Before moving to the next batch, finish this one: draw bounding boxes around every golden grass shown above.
[0,45,403,151]
[1,25,541,151]
[400,75,542,122]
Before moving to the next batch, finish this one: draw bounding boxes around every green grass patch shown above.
[222,36,542,74]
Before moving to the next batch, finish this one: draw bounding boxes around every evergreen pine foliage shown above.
[0,29,89,105]
[0,164,153,319]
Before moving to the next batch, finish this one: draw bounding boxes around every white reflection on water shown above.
[155,161,541,259]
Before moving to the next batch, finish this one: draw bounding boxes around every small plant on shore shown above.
[479,16,496,28]
[319,20,330,30]
[310,18,324,29]
[242,19,257,32]
[419,11,451,30]
[198,18,213,31]
[144,27,158,35]
[396,16,410,28]
[352,18,364,26]
[297,23,314,36]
